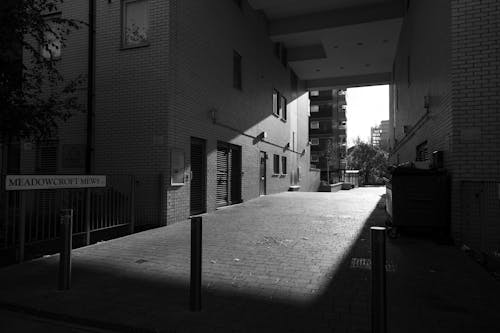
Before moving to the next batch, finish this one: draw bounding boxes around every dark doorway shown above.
[259,151,266,195]
[216,142,242,207]
[190,137,206,215]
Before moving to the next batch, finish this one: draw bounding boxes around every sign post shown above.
[5,174,106,286]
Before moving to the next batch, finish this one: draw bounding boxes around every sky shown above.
[345,85,389,147]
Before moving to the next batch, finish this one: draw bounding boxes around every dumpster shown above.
[385,167,449,237]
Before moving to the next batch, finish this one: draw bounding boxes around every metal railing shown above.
[0,174,135,255]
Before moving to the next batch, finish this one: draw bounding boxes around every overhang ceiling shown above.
[248,0,404,89]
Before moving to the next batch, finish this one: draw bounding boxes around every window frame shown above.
[310,121,319,129]
[280,95,287,121]
[272,89,280,117]
[121,0,150,49]
[416,140,429,161]
[40,14,63,60]
[311,153,319,163]
[310,90,319,97]
[310,138,319,146]
[273,154,280,174]
[310,105,320,113]
[281,156,287,175]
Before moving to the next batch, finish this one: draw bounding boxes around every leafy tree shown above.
[0,0,83,144]
[347,141,388,185]
[321,138,341,184]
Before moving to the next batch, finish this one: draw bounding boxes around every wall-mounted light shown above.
[257,131,267,141]
[209,108,217,124]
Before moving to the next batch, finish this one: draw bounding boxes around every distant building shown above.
[309,89,348,182]
[371,120,390,150]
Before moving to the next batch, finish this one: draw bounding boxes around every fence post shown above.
[59,209,73,290]
[129,176,135,234]
[85,189,91,245]
[190,216,202,311]
[371,226,387,333]
[18,191,26,263]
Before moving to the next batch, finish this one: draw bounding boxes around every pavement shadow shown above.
[3,194,499,333]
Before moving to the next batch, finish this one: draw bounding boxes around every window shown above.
[281,156,287,174]
[310,90,319,97]
[338,90,346,96]
[311,153,319,162]
[233,50,242,90]
[122,0,149,48]
[280,95,287,121]
[416,141,428,161]
[272,89,280,116]
[273,154,280,174]
[310,121,319,129]
[310,138,319,146]
[341,104,347,111]
[310,105,319,113]
[41,17,62,59]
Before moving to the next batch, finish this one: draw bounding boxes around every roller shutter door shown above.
[216,145,229,206]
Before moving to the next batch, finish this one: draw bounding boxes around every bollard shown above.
[371,226,387,333]
[59,209,73,291]
[190,216,202,311]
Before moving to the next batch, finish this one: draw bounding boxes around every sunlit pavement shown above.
[1,187,499,332]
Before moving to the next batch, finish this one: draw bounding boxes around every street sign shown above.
[5,175,106,191]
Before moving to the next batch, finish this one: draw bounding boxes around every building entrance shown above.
[216,142,242,207]
[259,151,266,195]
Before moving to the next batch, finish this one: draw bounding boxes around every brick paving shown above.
[1,187,500,332]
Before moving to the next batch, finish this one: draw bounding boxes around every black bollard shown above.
[371,226,387,333]
[190,216,202,311]
[59,209,73,290]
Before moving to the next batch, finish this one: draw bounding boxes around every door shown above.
[230,146,242,204]
[259,151,266,195]
[190,137,206,215]
[216,144,229,207]
[216,142,242,207]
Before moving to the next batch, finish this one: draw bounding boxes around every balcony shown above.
[309,90,334,102]
[338,111,347,121]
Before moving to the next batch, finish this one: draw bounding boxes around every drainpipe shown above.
[85,0,96,174]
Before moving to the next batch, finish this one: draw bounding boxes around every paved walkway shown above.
[0,187,499,332]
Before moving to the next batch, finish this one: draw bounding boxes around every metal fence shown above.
[460,181,500,257]
[0,175,135,260]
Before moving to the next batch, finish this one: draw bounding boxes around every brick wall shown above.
[18,0,89,175]
[93,0,172,225]
[165,0,316,224]
[450,0,500,245]
[19,0,318,227]
[391,0,500,246]
[390,0,452,168]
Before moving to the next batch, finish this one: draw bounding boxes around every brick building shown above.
[309,89,348,182]
[371,120,389,151]
[389,0,500,257]
[1,0,323,232]
[7,0,496,263]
